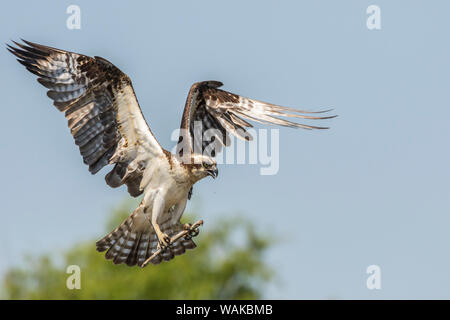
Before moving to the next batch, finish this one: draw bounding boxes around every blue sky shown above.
[1,0,450,299]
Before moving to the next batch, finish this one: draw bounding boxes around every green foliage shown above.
[2,204,273,299]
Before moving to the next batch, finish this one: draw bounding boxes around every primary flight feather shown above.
[8,40,335,267]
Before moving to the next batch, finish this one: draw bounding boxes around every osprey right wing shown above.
[8,40,165,197]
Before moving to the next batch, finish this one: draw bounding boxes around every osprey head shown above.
[189,154,218,180]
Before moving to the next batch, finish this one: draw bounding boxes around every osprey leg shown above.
[150,190,171,248]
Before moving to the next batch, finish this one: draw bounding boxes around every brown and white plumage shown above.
[95,202,196,266]
[7,39,163,197]
[177,81,335,157]
[8,40,335,267]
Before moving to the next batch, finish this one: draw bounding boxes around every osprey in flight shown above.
[8,40,334,267]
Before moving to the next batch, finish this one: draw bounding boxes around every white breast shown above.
[141,154,191,212]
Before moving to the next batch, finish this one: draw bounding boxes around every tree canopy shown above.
[2,203,273,299]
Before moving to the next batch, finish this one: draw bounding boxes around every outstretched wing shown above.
[177,81,336,157]
[8,40,165,197]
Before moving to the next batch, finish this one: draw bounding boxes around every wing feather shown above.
[177,81,336,157]
[8,40,164,197]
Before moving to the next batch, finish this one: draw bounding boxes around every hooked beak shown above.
[207,168,218,179]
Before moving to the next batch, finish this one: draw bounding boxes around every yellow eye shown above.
[203,162,210,168]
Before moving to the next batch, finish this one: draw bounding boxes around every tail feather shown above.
[96,209,196,267]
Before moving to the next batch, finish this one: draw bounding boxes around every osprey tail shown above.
[96,209,196,267]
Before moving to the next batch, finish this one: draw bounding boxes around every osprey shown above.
[8,40,335,267]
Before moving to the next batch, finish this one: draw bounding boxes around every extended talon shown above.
[183,223,192,230]
[156,232,171,250]
[182,223,200,239]
[189,228,199,237]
